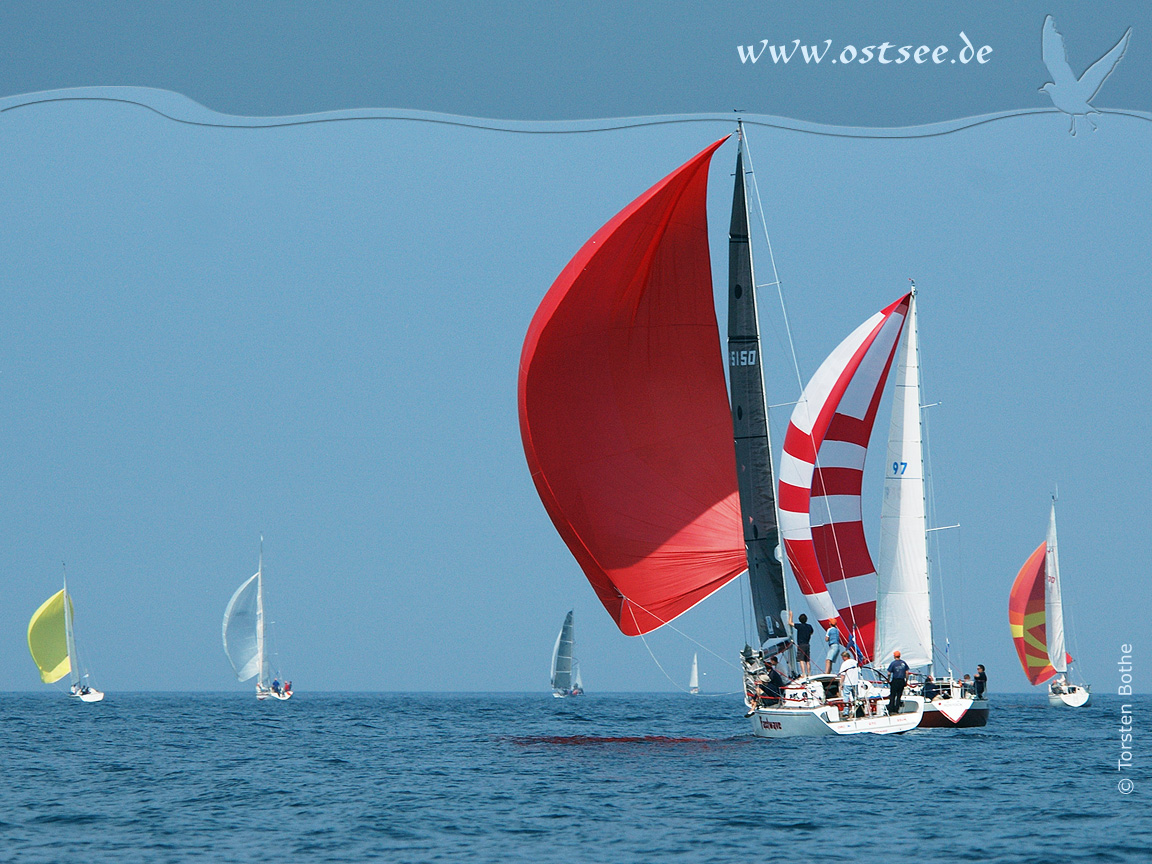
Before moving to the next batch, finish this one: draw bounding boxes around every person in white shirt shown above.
[838,651,860,705]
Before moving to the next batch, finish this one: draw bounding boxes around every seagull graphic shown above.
[1040,15,1131,135]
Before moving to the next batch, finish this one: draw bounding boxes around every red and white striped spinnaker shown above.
[778,294,911,660]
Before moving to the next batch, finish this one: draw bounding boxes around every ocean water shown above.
[0,692,1147,863]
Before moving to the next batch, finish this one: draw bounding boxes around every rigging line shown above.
[619,592,742,672]
[625,604,691,692]
[739,128,806,396]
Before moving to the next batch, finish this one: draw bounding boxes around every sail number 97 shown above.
[892,461,907,475]
[730,350,757,367]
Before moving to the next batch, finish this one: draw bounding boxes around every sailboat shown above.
[689,654,699,694]
[27,569,104,702]
[223,542,292,701]
[550,610,584,696]
[1010,501,1090,707]
[518,127,922,736]
[779,287,988,728]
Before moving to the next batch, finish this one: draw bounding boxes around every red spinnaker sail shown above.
[777,295,911,659]
[1009,541,1058,685]
[518,139,745,636]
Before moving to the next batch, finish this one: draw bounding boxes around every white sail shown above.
[874,293,933,669]
[689,653,699,693]
[550,611,574,690]
[62,572,81,689]
[573,661,583,691]
[1045,502,1067,673]
[222,572,262,682]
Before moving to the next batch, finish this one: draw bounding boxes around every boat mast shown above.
[62,563,80,689]
[728,122,789,648]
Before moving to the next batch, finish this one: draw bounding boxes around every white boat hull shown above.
[73,689,104,703]
[1049,685,1091,707]
[257,687,292,701]
[751,696,924,738]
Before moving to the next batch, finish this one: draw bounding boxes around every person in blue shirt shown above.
[824,617,841,673]
[886,650,909,714]
[790,612,815,677]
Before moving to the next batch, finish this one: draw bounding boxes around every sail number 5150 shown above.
[730,350,757,367]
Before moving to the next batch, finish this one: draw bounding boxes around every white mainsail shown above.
[689,653,699,693]
[222,571,264,683]
[1045,502,1067,673]
[874,292,933,669]
[62,572,81,690]
[550,611,574,691]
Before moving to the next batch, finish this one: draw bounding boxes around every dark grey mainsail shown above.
[727,135,789,646]
[550,610,575,690]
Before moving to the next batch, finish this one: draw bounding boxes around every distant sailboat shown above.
[27,568,104,702]
[223,541,292,701]
[1010,500,1090,707]
[689,653,699,694]
[550,611,583,697]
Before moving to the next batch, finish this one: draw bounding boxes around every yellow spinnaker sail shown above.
[28,590,71,683]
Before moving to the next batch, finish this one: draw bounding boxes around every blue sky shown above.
[1,85,1147,693]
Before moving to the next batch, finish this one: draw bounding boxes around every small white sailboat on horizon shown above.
[27,567,104,702]
[1010,499,1090,707]
[689,653,699,694]
[550,610,584,697]
[223,540,293,701]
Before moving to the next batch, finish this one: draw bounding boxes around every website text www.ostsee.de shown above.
[737,33,992,67]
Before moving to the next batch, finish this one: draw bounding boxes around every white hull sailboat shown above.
[223,541,293,701]
[689,653,699,694]
[751,677,924,737]
[1011,501,1090,707]
[518,127,927,738]
[550,610,583,697]
[777,286,987,730]
[27,569,104,702]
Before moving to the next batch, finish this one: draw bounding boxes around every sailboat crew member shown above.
[790,612,814,677]
[887,650,910,714]
[974,666,987,698]
[838,651,860,704]
[824,616,841,673]
[763,657,785,704]
[922,676,938,700]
